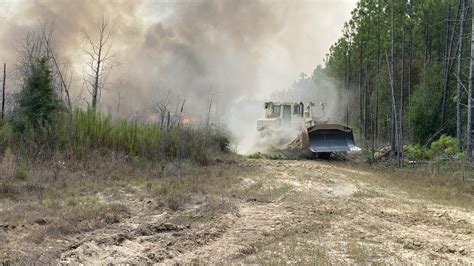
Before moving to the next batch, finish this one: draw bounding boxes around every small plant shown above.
[362,149,374,164]
[15,165,29,180]
[0,147,15,179]
[248,152,264,159]
[248,152,281,160]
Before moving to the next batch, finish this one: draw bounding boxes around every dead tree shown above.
[206,88,213,131]
[177,98,186,127]
[150,89,172,128]
[17,31,48,81]
[82,15,115,111]
[40,23,72,110]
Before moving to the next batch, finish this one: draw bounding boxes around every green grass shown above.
[248,152,281,160]
[0,108,230,162]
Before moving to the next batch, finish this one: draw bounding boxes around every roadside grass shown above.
[344,163,474,210]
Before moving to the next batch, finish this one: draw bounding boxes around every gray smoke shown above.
[0,0,356,150]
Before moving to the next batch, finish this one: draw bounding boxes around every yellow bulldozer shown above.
[256,101,359,158]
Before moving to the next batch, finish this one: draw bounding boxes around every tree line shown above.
[324,0,474,165]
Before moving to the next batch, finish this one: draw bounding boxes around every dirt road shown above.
[1,159,473,264]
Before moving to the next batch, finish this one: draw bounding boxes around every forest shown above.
[324,0,474,166]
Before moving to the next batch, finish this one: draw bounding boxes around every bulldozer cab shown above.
[264,102,303,118]
[258,102,304,132]
[282,105,292,127]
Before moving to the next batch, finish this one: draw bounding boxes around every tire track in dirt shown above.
[3,159,473,264]
[162,202,292,264]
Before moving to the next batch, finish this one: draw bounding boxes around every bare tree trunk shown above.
[389,0,399,166]
[206,89,213,131]
[116,86,122,115]
[374,31,380,154]
[2,63,5,120]
[467,0,474,163]
[359,44,365,148]
[456,0,467,148]
[365,26,371,151]
[40,25,72,111]
[177,98,186,128]
[440,3,460,125]
[408,22,413,141]
[399,16,406,167]
[92,40,103,110]
[83,15,114,111]
[346,37,352,127]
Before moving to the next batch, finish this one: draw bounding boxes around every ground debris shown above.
[135,223,186,236]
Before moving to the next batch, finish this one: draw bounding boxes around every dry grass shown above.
[0,151,251,246]
[246,219,331,264]
[344,162,474,209]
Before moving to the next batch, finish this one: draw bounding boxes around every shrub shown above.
[405,135,459,161]
[248,152,263,159]
[428,135,459,159]
[405,144,429,161]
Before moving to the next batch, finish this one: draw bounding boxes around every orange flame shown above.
[181,115,197,125]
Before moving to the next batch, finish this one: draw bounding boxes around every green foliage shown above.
[15,165,29,181]
[13,57,62,133]
[248,152,281,160]
[406,64,443,144]
[428,135,459,159]
[405,135,459,161]
[248,152,264,159]
[361,149,374,165]
[405,144,429,161]
[1,108,230,162]
[324,0,465,146]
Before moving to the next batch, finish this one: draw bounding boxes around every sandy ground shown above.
[1,159,473,264]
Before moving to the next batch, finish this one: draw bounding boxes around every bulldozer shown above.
[256,101,359,158]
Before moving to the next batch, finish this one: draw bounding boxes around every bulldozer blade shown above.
[308,127,359,153]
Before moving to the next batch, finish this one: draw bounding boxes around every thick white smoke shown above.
[0,0,356,153]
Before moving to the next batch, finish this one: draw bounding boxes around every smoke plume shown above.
[0,0,356,151]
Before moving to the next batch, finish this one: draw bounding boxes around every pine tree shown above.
[14,57,61,131]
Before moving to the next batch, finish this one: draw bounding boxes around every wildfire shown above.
[181,115,197,125]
